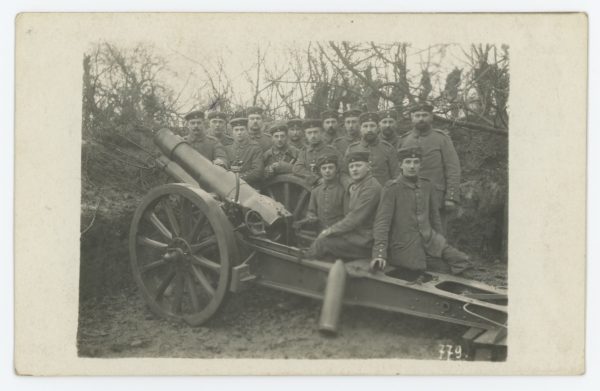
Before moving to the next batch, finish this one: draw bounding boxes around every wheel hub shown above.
[163,237,193,266]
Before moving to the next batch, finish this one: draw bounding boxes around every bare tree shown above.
[83,42,183,136]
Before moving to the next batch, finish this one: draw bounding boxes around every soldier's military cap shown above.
[342,109,362,119]
[378,109,398,120]
[409,102,434,113]
[359,112,380,124]
[286,118,303,128]
[184,110,205,121]
[302,118,322,130]
[229,117,248,127]
[347,151,370,164]
[246,106,264,116]
[316,153,339,168]
[320,110,338,120]
[266,122,288,135]
[398,146,422,161]
[207,111,227,121]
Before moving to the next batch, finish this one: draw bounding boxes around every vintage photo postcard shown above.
[14,13,587,375]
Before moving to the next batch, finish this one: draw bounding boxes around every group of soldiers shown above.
[181,102,472,278]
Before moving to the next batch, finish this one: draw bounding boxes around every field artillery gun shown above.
[129,129,508,361]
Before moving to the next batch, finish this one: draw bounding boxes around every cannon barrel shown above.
[154,128,289,225]
[155,155,199,187]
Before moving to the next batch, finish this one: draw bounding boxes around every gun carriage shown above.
[129,128,507,360]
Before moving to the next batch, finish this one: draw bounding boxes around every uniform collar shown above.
[360,137,379,147]
[271,145,289,154]
[351,173,373,189]
[308,141,323,151]
[212,131,227,139]
[188,132,206,142]
[412,126,433,137]
[399,174,420,188]
[234,139,249,148]
[249,129,264,139]
[382,132,398,144]
[322,176,340,188]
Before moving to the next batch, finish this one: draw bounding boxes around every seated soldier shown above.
[263,122,299,179]
[222,116,264,188]
[371,146,472,275]
[293,154,345,232]
[304,151,381,260]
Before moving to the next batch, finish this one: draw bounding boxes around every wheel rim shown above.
[129,183,237,326]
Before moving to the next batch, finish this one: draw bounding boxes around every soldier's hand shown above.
[444,200,458,211]
[213,158,227,168]
[292,219,306,230]
[317,228,331,240]
[264,165,274,177]
[370,257,386,272]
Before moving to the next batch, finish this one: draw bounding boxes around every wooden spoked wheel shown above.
[262,174,316,246]
[129,183,238,326]
[262,174,312,221]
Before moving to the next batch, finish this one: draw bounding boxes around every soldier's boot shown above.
[441,246,473,275]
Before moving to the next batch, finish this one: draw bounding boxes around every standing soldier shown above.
[346,112,399,186]
[223,116,264,188]
[263,122,299,179]
[378,109,401,149]
[321,110,341,145]
[292,119,342,186]
[184,110,228,163]
[371,147,472,275]
[333,109,362,155]
[304,151,381,260]
[399,103,461,234]
[207,111,233,146]
[246,106,273,152]
[286,118,306,150]
[292,154,346,232]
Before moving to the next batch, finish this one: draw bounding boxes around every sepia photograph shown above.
[78,39,509,361]
[13,12,587,376]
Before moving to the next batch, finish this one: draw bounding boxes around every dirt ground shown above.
[78,286,462,359]
[77,262,507,360]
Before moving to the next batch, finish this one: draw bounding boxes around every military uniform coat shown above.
[292,141,342,185]
[249,130,273,152]
[211,130,234,146]
[381,132,401,150]
[308,174,382,260]
[185,133,228,162]
[288,138,306,151]
[306,177,346,230]
[372,175,447,271]
[327,174,381,247]
[399,127,461,203]
[223,139,264,187]
[332,134,361,156]
[345,138,399,186]
[263,145,299,176]
[323,128,341,146]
